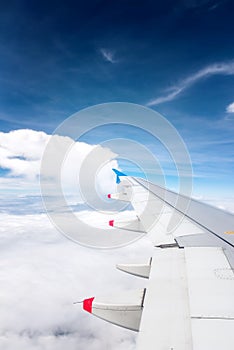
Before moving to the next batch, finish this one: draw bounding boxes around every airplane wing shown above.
[82,170,234,350]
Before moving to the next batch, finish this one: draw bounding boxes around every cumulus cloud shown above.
[147,61,234,106]
[100,48,116,63]
[0,129,118,197]
[0,129,48,180]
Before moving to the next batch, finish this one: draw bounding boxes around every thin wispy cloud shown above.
[184,0,226,11]
[100,48,116,63]
[147,61,234,106]
[208,2,223,11]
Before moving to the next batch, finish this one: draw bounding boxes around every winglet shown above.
[112,168,127,184]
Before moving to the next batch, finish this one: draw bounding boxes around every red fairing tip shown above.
[83,297,95,313]
[109,220,114,227]
[107,194,111,199]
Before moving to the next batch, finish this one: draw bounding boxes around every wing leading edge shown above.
[82,171,234,350]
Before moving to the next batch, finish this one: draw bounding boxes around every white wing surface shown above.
[82,170,234,350]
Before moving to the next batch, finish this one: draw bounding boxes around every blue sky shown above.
[0,0,234,198]
[0,3,234,349]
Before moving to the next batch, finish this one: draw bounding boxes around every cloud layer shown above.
[0,202,154,350]
[1,193,234,350]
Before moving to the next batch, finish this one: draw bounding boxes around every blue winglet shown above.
[112,168,127,184]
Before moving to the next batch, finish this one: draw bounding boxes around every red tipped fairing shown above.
[109,219,114,227]
[83,297,94,313]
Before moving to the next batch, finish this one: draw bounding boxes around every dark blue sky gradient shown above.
[0,0,233,129]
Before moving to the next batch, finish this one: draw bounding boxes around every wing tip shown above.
[112,168,127,184]
[112,168,127,176]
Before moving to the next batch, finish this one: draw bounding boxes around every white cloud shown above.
[0,129,48,180]
[0,129,118,197]
[226,101,234,113]
[100,48,116,63]
[147,61,234,106]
